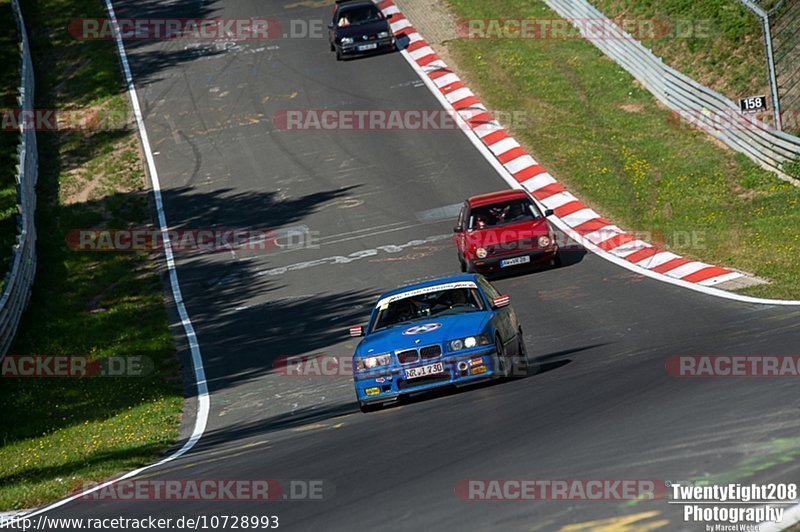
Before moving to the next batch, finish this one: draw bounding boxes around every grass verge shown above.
[444,0,800,299]
[0,0,20,289]
[590,0,767,101]
[0,0,183,509]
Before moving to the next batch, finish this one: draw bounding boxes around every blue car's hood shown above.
[356,312,493,356]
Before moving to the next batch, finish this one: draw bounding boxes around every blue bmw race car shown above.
[349,274,529,412]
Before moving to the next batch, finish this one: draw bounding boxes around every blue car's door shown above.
[476,276,518,354]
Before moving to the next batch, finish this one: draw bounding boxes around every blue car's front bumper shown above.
[354,346,498,404]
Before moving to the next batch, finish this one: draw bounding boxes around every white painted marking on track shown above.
[504,155,536,175]
[540,192,578,210]
[320,224,437,246]
[698,271,743,286]
[560,208,600,227]
[433,73,460,88]
[487,137,520,156]
[473,122,503,138]
[521,173,557,191]
[445,87,475,104]
[635,251,681,269]
[317,221,408,242]
[663,261,711,279]
[584,225,623,245]
[409,46,435,61]
[255,234,451,277]
[3,0,213,525]
[609,240,651,257]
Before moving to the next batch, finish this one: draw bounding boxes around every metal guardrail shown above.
[542,0,800,184]
[0,0,38,360]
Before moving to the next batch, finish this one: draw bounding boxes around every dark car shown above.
[328,0,396,60]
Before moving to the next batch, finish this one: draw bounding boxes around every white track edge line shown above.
[2,0,211,526]
[391,31,800,307]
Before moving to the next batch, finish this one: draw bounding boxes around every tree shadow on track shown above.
[111,0,226,85]
[159,185,360,235]
[194,402,360,450]
[529,342,608,375]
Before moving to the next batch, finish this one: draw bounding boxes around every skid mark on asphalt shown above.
[368,243,449,262]
[254,234,451,277]
[136,442,271,479]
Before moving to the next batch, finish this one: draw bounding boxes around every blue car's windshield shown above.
[371,288,485,332]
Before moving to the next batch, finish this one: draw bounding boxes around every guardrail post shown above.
[735,0,782,131]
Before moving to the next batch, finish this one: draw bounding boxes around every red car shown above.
[453,189,560,273]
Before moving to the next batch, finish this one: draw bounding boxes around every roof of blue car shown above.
[377,274,480,299]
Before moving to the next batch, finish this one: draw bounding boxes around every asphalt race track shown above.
[36,0,800,530]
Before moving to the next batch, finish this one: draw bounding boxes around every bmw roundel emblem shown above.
[403,323,442,335]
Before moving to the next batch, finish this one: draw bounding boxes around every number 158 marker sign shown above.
[739,95,768,113]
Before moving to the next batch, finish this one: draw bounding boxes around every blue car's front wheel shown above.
[495,336,512,379]
[513,331,529,378]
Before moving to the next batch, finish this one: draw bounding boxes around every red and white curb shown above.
[377,0,800,307]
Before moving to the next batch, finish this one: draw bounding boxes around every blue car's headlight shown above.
[341,37,354,45]
[355,353,392,372]
[448,335,490,352]
[378,31,390,38]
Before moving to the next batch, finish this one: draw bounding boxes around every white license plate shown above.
[358,43,378,51]
[500,256,531,268]
[405,362,445,380]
